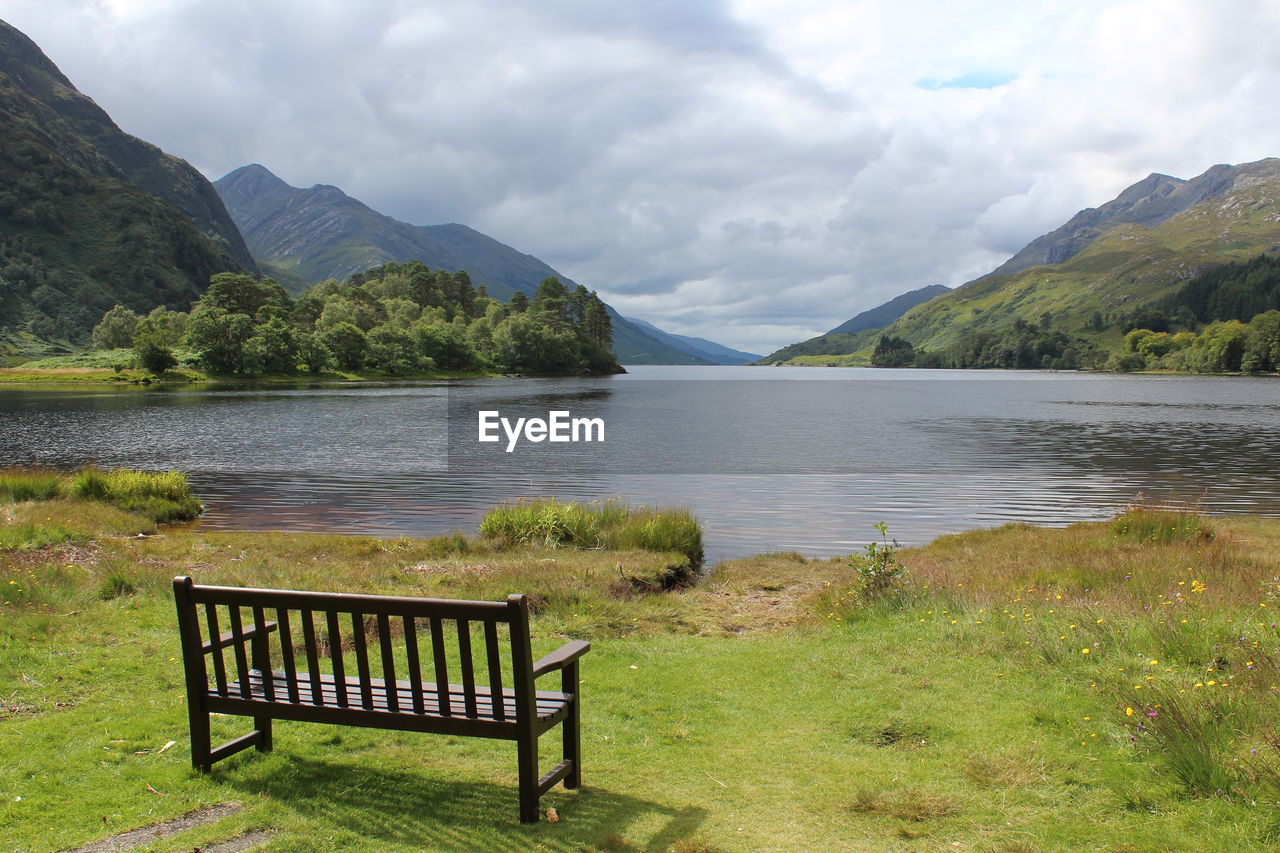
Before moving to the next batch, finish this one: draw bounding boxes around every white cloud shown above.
[5,0,1280,353]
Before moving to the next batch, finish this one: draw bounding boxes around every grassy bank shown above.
[3,498,1280,850]
[2,354,501,385]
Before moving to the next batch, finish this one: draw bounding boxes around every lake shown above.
[2,365,1279,563]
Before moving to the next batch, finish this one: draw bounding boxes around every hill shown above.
[624,317,761,364]
[826,284,952,335]
[214,164,712,364]
[0,19,251,357]
[759,284,951,363]
[766,158,1280,363]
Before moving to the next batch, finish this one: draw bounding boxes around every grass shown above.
[0,467,202,524]
[4,499,1280,849]
[479,499,704,572]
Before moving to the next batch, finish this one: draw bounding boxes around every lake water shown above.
[2,365,1279,563]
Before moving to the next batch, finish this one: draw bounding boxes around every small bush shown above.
[0,467,201,523]
[68,467,202,522]
[848,521,905,599]
[98,573,137,600]
[0,470,63,502]
[479,499,702,566]
[1112,497,1213,545]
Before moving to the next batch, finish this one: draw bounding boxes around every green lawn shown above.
[3,500,1280,851]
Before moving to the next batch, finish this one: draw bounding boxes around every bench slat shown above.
[205,603,228,696]
[404,616,425,715]
[351,612,374,711]
[189,585,508,621]
[457,619,478,718]
[326,611,348,708]
[377,614,398,712]
[276,608,301,704]
[300,609,323,706]
[219,670,570,720]
[484,621,505,721]
[429,617,450,716]
[228,606,251,700]
[252,606,275,702]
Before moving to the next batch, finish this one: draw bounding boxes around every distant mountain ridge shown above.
[0,19,249,355]
[214,164,722,364]
[988,159,1280,278]
[760,284,952,363]
[826,284,952,335]
[766,157,1280,364]
[624,317,761,364]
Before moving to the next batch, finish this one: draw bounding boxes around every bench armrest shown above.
[202,622,278,654]
[532,640,591,678]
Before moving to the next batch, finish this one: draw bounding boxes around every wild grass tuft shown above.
[479,499,702,566]
[0,469,64,502]
[0,466,206,523]
[1111,496,1214,545]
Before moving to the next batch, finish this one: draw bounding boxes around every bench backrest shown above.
[173,576,536,723]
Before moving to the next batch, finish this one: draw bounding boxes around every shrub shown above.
[1111,497,1213,545]
[67,467,202,522]
[0,469,63,502]
[848,521,905,599]
[479,499,702,566]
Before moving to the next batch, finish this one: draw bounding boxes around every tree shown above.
[132,321,177,374]
[295,331,332,373]
[183,306,254,374]
[531,277,570,333]
[367,326,419,373]
[509,291,529,313]
[91,305,140,350]
[871,335,916,367]
[199,273,290,317]
[320,322,368,371]
[243,317,299,374]
[1242,310,1280,373]
[413,320,475,370]
[582,294,613,349]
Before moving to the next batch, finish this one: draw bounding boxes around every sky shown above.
[6,0,1280,353]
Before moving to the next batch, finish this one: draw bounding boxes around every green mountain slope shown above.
[759,284,951,363]
[0,20,254,270]
[768,158,1280,364]
[214,164,705,364]
[885,168,1280,352]
[0,20,250,357]
[826,284,952,335]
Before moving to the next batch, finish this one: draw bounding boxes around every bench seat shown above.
[214,670,572,732]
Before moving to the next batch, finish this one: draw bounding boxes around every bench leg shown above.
[517,731,540,823]
[563,662,581,789]
[189,705,212,773]
[254,716,273,753]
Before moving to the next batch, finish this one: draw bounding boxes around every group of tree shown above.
[88,261,619,376]
[1107,312,1280,373]
[870,319,1097,370]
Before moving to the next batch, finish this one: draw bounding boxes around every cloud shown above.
[6,0,1280,352]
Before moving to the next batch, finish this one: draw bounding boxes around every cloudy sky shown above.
[7,1,1280,352]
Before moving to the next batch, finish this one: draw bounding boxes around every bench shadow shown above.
[221,755,706,852]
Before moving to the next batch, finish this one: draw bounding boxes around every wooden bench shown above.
[172,576,589,823]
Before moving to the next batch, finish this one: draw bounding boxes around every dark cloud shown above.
[6,1,1280,352]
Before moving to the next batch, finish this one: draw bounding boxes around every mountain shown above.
[214,163,703,364]
[759,284,951,363]
[0,19,251,356]
[826,284,952,335]
[624,317,761,364]
[765,158,1280,364]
